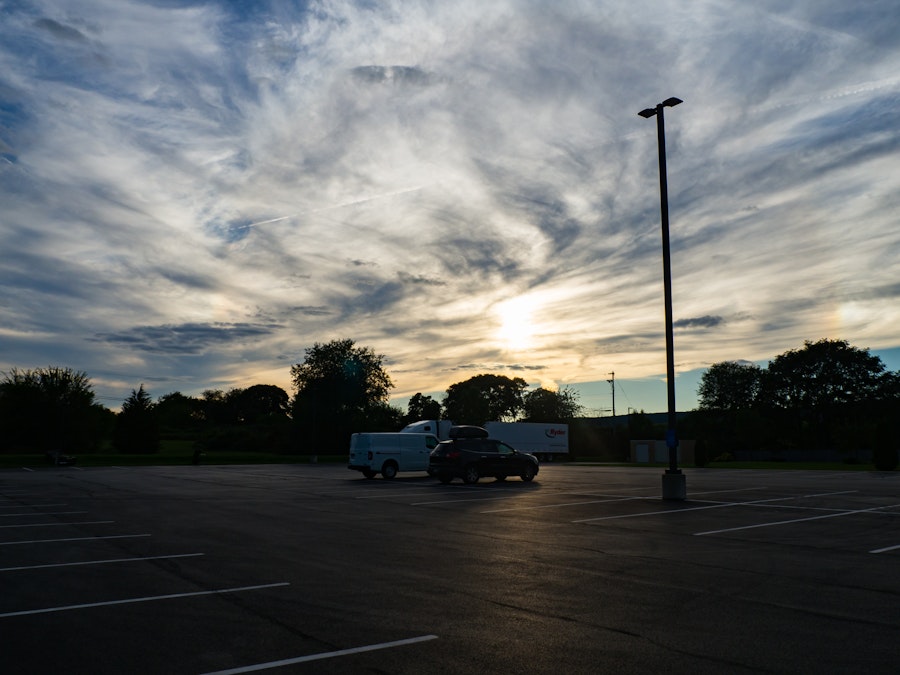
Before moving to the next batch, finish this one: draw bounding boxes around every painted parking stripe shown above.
[695,504,900,536]
[678,487,769,497]
[870,543,900,554]
[356,491,447,499]
[0,511,87,518]
[0,504,68,509]
[0,534,151,546]
[200,634,439,675]
[0,582,289,618]
[483,495,647,513]
[498,487,765,516]
[0,520,113,529]
[0,553,204,572]
[573,491,861,524]
[574,501,736,522]
[412,495,520,506]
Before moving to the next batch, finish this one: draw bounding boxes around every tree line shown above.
[0,339,582,456]
[693,339,899,469]
[1,337,896,467]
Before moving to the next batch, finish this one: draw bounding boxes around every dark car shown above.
[428,435,539,484]
[45,450,77,466]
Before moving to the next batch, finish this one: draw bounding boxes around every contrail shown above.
[240,185,428,231]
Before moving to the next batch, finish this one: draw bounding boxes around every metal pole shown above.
[654,105,679,475]
[607,371,615,419]
[639,96,685,500]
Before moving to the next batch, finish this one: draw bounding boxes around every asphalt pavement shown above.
[1,463,898,674]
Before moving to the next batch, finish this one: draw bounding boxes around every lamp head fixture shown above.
[637,97,683,118]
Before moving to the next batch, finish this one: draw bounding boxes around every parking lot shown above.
[1,463,898,674]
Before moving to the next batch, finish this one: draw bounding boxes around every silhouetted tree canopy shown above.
[521,386,582,421]
[155,391,202,434]
[442,374,527,425]
[0,366,105,452]
[360,400,405,432]
[761,339,884,410]
[231,384,290,423]
[114,384,159,454]
[694,339,899,459]
[406,392,442,422]
[697,361,763,410]
[198,389,232,425]
[291,339,394,451]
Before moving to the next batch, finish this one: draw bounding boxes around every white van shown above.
[348,432,439,479]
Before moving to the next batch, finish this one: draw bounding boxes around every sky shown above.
[2,0,899,417]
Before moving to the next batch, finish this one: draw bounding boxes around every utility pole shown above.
[606,372,616,419]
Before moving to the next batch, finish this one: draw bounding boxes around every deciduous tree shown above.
[0,366,104,452]
[521,386,582,421]
[406,393,442,422]
[762,339,884,409]
[291,339,394,451]
[697,361,762,410]
[442,374,527,425]
[232,384,290,424]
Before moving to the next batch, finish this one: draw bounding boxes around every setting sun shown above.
[495,297,537,351]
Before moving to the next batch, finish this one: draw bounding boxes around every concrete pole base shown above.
[662,471,686,501]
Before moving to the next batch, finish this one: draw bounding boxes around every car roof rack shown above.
[448,425,489,439]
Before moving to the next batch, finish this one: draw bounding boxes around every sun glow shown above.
[495,297,538,352]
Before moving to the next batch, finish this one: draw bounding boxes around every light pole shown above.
[638,96,686,501]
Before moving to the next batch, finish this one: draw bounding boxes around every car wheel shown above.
[521,464,535,482]
[382,461,398,479]
[495,474,507,482]
[362,468,376,479]
[462,464,480,484]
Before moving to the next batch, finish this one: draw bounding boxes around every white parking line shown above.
[0,511,87,518]
[356,491,445,499]
[0,504,68,509]
[681,487,770,497]
[0,582,290,618]
[0,520,113,529]
[486,487,769,515]
[572,491,860,524]
[411,495,520,506]
[574,501,735,522]
[695,504,900,536]
[870,543,900,554]
[702,501,849,513]
[483,495,646,513]
[200,634,439,674]
[0,553,204,572]
[0,534,151,546]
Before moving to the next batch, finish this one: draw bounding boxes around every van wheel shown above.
[382,461,398,479]
[463,464,480,484]
[362,468,376,479]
